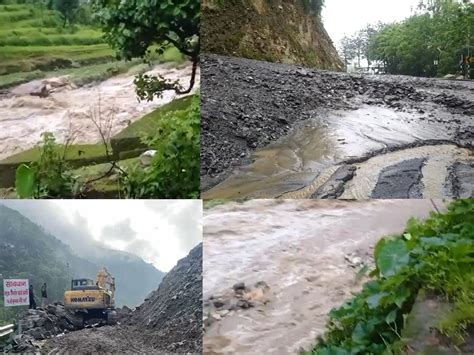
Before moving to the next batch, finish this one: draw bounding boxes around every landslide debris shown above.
[126,242,203,353]
[48,244,201,354]
[8,244,203,354]
[200,54,474,192]
[11,304,84,353]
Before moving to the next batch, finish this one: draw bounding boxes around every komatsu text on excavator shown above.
[64,268,117,326]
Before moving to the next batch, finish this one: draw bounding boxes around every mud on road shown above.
[201,54,473,199]
[41,325,163,354]
[203,199,444,354]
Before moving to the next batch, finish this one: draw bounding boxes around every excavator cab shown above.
[71,278,98,291]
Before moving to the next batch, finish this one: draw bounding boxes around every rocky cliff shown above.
[202,0,343,71]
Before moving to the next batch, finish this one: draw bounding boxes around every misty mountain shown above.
[0,204,164,308]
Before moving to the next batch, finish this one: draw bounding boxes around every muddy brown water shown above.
[202,106,471,199]
[0,64,199,160]
[203,199,445,354]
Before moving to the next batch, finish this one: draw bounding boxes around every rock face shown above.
[128,243,203,353]
[202,0,344,71]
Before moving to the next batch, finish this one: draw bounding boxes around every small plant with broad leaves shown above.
[15,132,77,199]
[311,199,474,354]
[121,94,200,199]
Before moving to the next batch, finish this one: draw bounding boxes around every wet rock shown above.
[448,162,474,198]
[140,150,157,166]
[233,282,246,292]
[344,253,363,268]
[203,281,271,328]
[371,158,425,199]
[311,165,356,199]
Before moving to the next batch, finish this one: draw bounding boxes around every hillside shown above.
[0,204,164,324]
[202,0,343,71]
[0,1,183,89]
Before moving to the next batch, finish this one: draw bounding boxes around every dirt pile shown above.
[202,0,343,70]
[127,243,203,353]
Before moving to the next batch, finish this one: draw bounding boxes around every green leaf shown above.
[385,309,397,324]
[366,292,388,309]
[15,164,37,199]
[394,287,411,308]
[376,239,410,277]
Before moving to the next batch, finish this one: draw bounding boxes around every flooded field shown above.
[0,64,199,160]
[203,199,445,354]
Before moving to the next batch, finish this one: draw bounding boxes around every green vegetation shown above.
[341,0,473,77]
[311,199,474,354]
[0,2,186,88]
[303,0,325,16]
[15,132,77,199]
[122,95,200,199]
[93,0,200,100]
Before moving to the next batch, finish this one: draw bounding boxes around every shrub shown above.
[312,199,474,354]
[122,95,200,199]
[16,132,77,198]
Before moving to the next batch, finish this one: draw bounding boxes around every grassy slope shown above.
[0,3,186,89]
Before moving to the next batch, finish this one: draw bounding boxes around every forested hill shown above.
[202,0,343,71]
[0,205,165,324]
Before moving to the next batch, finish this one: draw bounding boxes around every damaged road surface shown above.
[10,244,202,354]
[201,55,473,199]
[203,200,444,354]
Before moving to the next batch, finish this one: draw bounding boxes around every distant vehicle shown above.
[64,268,117,326]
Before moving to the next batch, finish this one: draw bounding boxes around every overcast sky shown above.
[322,0,421,46]
[2,200,202,272]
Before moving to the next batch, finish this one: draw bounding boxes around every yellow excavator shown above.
[64,268,117,327]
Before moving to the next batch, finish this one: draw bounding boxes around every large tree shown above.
[368,0,473,77]
[93,0,200,101]
[53,0,79,26]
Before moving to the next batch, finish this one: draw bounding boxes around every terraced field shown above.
[0,2,184,89]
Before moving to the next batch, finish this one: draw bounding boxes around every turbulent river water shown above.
[0,64,199,160]
[203,199,446,354]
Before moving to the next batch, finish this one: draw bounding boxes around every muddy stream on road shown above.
[202,106,472,200]
[0,64,199,160]
[203,199,445,354]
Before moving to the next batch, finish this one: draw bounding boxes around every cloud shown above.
[126,238,160,263]
[101,218,137,243]
[1,200,202,271]
[144,200,202,252]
